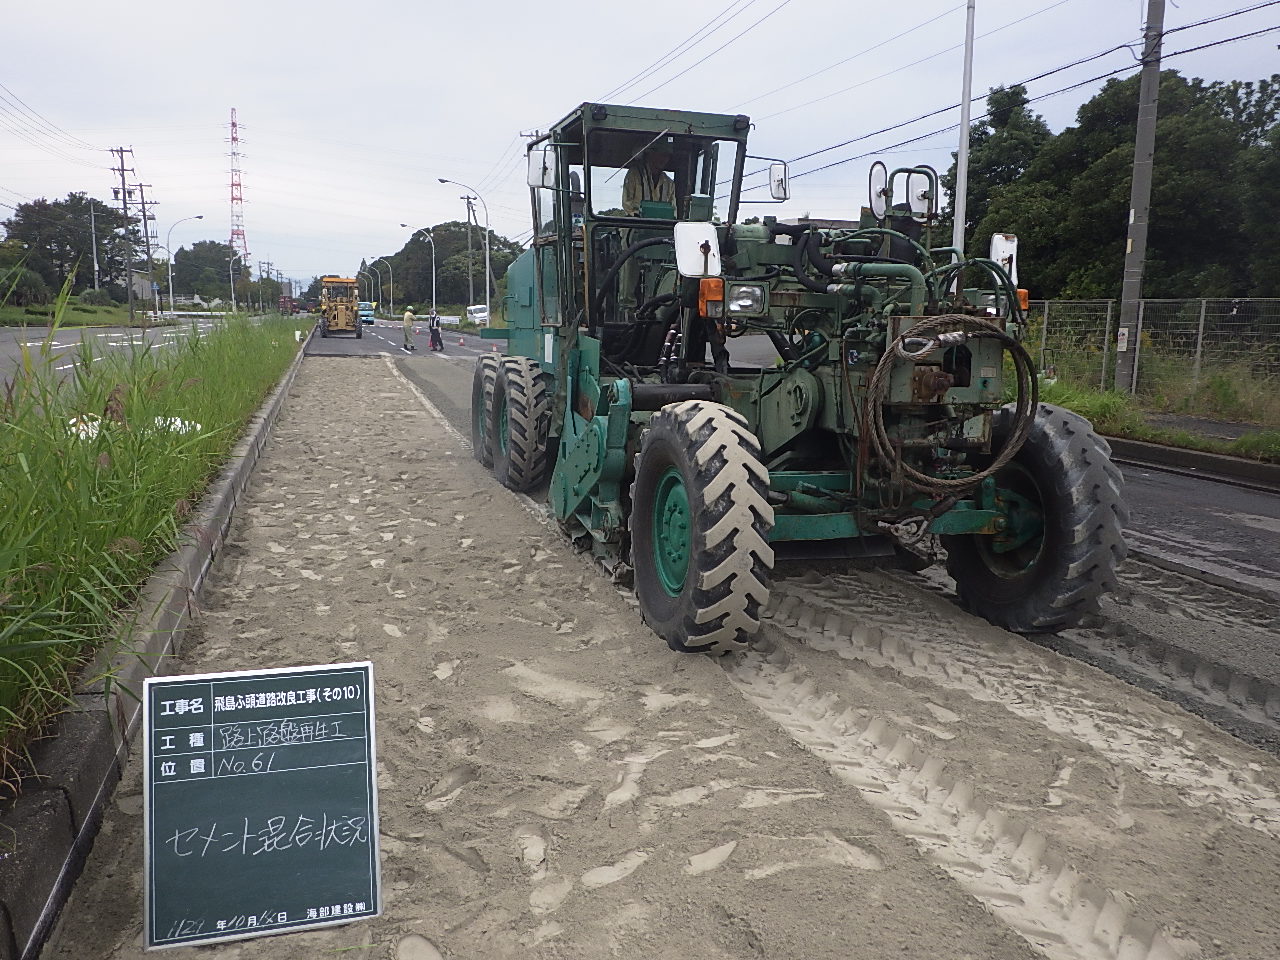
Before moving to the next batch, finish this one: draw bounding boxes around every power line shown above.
[1165,0,1280,35]
[734,3,965,110]
[772,24,1280,187]
[627,0,794,105]
[599,0,758,102]
[757,0,1076,122]
[0,81,98,150]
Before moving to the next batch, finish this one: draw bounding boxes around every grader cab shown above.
[471,102,1127,654]
[318,276,362,338]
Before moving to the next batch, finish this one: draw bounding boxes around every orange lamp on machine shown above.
[1017,288,1030,310]
[698,278,725,318]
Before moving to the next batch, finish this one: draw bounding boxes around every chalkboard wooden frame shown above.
[142,662,381,949]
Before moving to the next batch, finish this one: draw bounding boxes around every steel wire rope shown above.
[626,0,794,104]
[598,0,758,101]
[475,134,524,193]
[0,115,105,169]
[1164,1,1280,35]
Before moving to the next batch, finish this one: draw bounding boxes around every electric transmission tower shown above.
[228,108,250,262]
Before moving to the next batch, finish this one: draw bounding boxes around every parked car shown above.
[466,304,489,326]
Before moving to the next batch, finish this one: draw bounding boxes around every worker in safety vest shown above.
[619,145,676,314]
[622,146,675,216]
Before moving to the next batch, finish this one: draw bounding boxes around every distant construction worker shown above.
[402,305,417,352]
[620,145,677,315]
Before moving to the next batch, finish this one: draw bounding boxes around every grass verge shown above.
[1038,380,1280,464]
[0,306,311,787]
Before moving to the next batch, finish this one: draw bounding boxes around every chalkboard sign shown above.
[143,662,381,949]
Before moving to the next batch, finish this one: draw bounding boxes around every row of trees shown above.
[941,71,1280,299]
[0,192,280,305]
[353,220,526,310]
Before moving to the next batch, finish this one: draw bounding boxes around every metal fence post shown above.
[1130,299,1145,394]
[1190,298,1207,397]
[1038,300,1050,372]
[1100,300,1113,390]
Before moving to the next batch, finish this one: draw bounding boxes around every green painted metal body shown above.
[489,101,1039,570]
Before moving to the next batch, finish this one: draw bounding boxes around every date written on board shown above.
[165,812,369,858]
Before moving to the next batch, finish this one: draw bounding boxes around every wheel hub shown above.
[652,466,692,597]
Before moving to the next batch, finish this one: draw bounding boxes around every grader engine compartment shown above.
[472,102,1127,655]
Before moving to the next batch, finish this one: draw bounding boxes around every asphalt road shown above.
[0,316,229,384]
[310,325,1280,601]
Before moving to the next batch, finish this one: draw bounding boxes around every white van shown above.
[466,304,489,326]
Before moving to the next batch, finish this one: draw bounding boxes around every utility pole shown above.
[110,147,136,323]
[951,0,976,260]
[1115,0,1165,394]
[133,182,159,324]
[463,196,476,307]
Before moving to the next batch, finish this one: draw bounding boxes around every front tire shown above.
[944,402,1128,632]
[471,356,499,468]
[630,401,774,655]
[490,357,552,491]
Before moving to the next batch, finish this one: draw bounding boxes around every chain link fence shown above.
[1026,299,1280,426]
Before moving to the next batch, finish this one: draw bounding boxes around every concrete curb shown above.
[0,323,316,960]
[1106,435,1280,492]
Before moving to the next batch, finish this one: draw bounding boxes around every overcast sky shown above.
[3,0,1276,288]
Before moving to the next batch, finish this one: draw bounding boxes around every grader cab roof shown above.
[546,102,751,165]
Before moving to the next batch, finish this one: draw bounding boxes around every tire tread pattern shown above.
[946,402,1129,632]
[633,400,775,654]
[494,357,552,491]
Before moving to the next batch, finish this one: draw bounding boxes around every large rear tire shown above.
[630,401,774,655]
[490,357,553,492]
[470,356,499,468]
[944,402,1128,632]
[355,321,363,339]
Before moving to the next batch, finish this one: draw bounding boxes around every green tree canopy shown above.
[365,220,526,308]
[965,70,1279,299]
[2,192,134,296]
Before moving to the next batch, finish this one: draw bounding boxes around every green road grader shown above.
[470,102,1127,654]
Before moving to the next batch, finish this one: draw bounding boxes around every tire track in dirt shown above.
[770,571,1280,841]
[720,640,1187,960]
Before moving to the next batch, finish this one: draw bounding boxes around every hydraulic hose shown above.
[588,236,674,326]
[865,314,1039,494]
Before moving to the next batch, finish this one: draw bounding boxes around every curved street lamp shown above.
[400,224,436,314]
[165,214,204,316]
[438,178,489,323]
[371,257,394,316]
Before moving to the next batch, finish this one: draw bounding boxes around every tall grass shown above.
[0,302,310,784]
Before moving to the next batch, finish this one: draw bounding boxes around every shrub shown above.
[2,266,51,306]
[79,288,115,307]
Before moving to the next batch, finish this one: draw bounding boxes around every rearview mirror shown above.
[769,161,790,201]
[527,147,555,189]
[673,222,722,278]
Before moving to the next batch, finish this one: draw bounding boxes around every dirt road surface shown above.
[46,356,1280,960]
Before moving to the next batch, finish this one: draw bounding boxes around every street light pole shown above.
[89,200,101,290]
[400,224,436,313]
[165,214,204,316]
[229,252,242,314]
[372,257,394,316]
[439,179,489,323]
[367,265,383,311]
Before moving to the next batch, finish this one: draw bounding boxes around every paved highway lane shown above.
[1,316,228,383]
